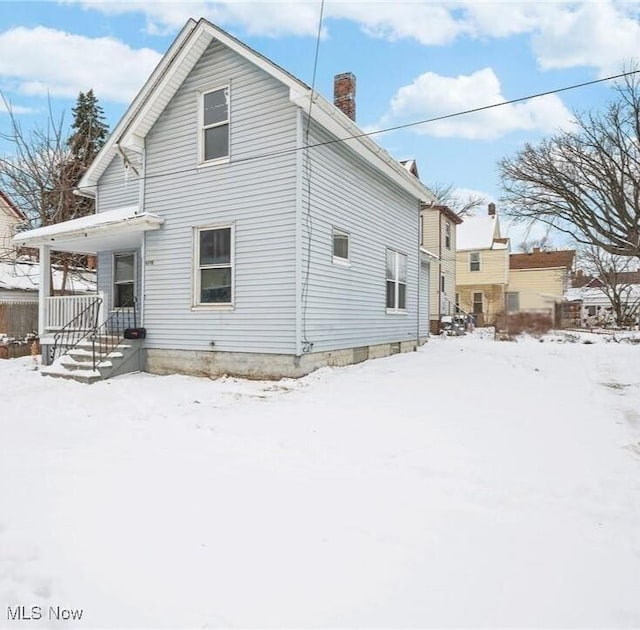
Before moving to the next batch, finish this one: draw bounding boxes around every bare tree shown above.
[0,94,90,292]
[580,245,640,325]
[500,68,640,258]
[518,235,555,253]
[0,94,71,237]
[429,182,487,217]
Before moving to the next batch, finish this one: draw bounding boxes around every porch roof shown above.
[13,206,164,254]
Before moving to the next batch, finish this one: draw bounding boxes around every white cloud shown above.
[65,1,640,76]
[0,26,162,103]
[532,2,640,76]
[64,0,325,37]
[326,2,468,45]
[378,68,574,140]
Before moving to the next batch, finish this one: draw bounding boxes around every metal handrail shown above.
[90,297,138,371]
[51,296,103,362]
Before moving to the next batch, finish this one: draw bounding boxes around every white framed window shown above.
[505,292,520,313]
[472,291,483,314]
[200,86,230,163]
[194,225,233,306]
[469,251,480,272]
[445,221,451,249]
[386,249,407,312]
[419,214,424,246]
[113,252,135,308]
[332,228,350,264]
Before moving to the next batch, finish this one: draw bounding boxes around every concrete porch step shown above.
[40,364,102,383]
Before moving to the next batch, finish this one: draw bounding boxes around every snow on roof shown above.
[456,214,501,251]
[14,206,140,242]
[0,261,96,294]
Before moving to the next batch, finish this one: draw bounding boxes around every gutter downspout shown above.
[416,202,421,346]
[294,109,303,359]
[139,146,146,326]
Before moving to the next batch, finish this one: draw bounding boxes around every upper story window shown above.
[469,251,480,272]
[195,225,233,306]
[419,214,424,246]
[202,87,229,163]
[445,221,451,249]
[386,249,407,312]
[332,228,350,264]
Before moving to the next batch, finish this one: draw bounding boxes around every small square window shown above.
[332,229,349,263]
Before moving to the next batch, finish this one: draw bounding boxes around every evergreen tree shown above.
[51,89,109,223]
[68,89,108,165]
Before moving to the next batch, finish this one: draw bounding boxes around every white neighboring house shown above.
[566,271,640,327]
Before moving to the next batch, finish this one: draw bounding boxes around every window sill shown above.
[386,309,408,315]
[197,156,230,169]
[191,304,235,312]
[332,256,351,267]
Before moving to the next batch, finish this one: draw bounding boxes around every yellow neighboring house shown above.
[508,249,575,323]
[0,191,25,259]
[455,203,509,325]
[420,203,463,333]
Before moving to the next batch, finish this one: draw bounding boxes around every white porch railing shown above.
[44,292,105,331]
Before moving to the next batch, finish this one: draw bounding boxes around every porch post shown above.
[38,245,51,336]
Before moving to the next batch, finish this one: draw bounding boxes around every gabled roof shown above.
[456,214,501,251]
[428,204,463,225]
[0,191,25,220]
[78,18,435,205]
[510,250,575,271]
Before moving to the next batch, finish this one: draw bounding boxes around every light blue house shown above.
[15,18,436,381]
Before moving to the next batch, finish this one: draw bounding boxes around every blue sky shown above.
[1,1,639,248]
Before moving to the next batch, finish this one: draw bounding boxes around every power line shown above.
[4,67,639,198]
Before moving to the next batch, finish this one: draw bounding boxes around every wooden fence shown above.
[0,302,39,338]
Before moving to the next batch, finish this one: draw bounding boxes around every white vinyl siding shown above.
[142,38,298,354]
[300,119,420,351]
[97,155,140,212]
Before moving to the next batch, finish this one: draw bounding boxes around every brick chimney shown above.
[488,202,496,216]
[334,72,356,121]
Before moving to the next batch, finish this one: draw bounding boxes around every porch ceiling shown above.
[13,206,164,254]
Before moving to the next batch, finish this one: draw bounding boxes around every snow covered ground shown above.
[1,332,640,628]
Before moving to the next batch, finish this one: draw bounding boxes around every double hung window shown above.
[202,87,229,162]
[386,249,407,312]
[195,226,233,305]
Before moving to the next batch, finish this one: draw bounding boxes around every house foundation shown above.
[145,339,423,380]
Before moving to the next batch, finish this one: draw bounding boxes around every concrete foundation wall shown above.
[145,339,422,380]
